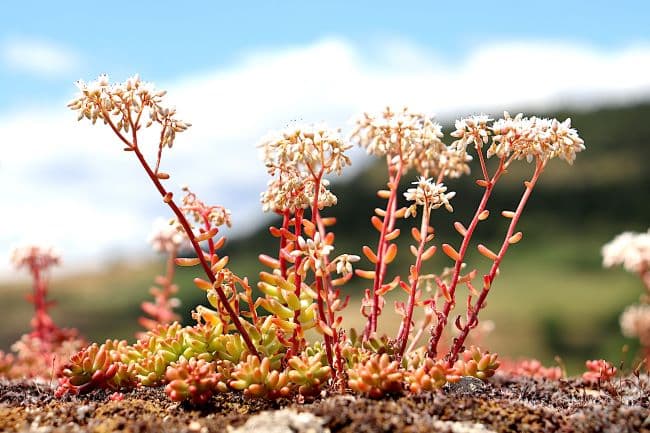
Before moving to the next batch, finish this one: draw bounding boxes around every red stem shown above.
[30,265,48,340]
[367,160,402,338]
[290,211,304,355]
[133,146,258,356]
[446,159,545,364]
[98,101,260,356]
[427,157,505,358]
[316,276,334,366]
[308,174,335,366]
[105,105,260,357]
[279,210,290,279]
[396,208,430,359]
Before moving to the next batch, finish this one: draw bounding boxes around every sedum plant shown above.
[348,353,404,398]
[499,358,563,380]
[602,229,650,369]
[0,245,85,379]
[582,359,617,383]
[54,74,587,403]
[166,358,231,404]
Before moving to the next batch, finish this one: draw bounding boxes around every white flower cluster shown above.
[350,107,471,179]
[292,233,335,276]
[602,229,650,273]
[148,218,184,254]
[10,244,61,271]
[260,124,352,177]
[68,74,191,148]
[404,177,456,217]
[451,112,585,164]
[259,124,351,213]
[261,178,337,213]
[332,254,361,276]
[620,304,650,346]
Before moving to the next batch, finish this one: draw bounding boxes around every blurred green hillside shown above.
[1,103,649,374]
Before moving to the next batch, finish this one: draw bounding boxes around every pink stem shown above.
[446,159,545,364]
[316,276,334,366]
[396,208,430,359]
[279,210,290,279]
[367,161,402,338]
[290,211,304,355]
[30,265,49,340]
[131,145,259,358]
[427,158,505,358]
[99,102,261,356]
[309,175,334,366]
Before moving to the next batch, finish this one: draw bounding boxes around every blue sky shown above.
[0,1,649,276]
[1,1,648,112]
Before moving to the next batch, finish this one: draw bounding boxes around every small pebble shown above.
[75,405,92,420]
[188,420,202,432]
[445,376,487,395]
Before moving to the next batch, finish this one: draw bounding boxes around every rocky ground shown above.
[1,374,649,433]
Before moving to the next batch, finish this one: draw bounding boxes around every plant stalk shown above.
[446,159,545,364]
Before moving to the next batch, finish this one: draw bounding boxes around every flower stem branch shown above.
[367,160,403,339]
[309,173,335,367]
[446,158,545,364]
[132,146,259,357]
[290,210,305,355]
[427,155,506,358]
[279,210,291,279]
[97,102,259,357]
[396,208,430,359]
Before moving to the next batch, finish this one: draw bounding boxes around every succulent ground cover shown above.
[1,74,649,431]
[1,374,648,432]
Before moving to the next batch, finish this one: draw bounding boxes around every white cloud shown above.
[2,38,79,77]
[1,38,649,278]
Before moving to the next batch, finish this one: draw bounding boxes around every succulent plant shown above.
[256,272,318,346]
[287,351,331,397]
[241,316,286,366]
[124,323,195,386]
[229,355,291,399]
[583,359,616,383]
[348,353,404,398]
[53,75,586,405]
[165,357,232,404]
[500,358,563,380]
[452,346,500,381]
[407,358,457,393]
[57,340,133,396]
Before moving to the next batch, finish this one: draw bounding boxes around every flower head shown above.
[148,218,184,254]
[68,74,190,148]
[261,177,337,213]
[10,244,61,271]
[292,233,335,276]
[259,124,352,177]
[602,229,650,273]
[332,254,361,276]
[351,107,461,178]
[450,114,492,150]
[452,112,585,164]
[259,124,349,213]
[620,304,650,346]
[404,177,455,216]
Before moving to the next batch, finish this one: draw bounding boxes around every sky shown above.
[0,1,649,277]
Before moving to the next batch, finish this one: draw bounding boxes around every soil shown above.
[1,375,649,433]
